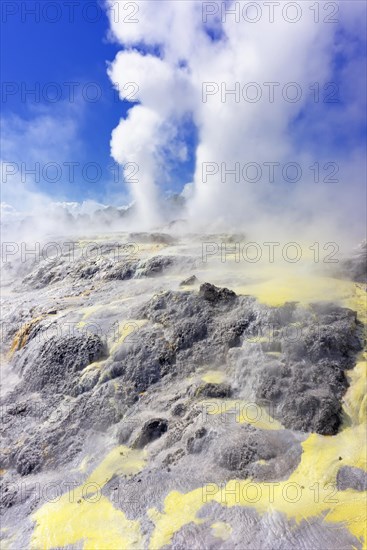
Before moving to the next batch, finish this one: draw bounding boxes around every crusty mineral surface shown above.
[1,233,366,549]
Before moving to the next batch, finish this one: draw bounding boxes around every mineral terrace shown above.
[1,234,366,549]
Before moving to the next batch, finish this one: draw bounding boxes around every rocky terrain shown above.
[0,232,366,549]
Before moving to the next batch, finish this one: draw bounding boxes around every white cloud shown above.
[106,0,366,244]
[0,106,123,239]
[1,106,81,212]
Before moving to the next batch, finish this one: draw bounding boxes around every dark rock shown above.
[187,427,208,454]
[162,448,185,467]
[7,402,28,416]
[172,320,208,351]
[179,275,199,287]
[136,256,175,278]
[75,263,100,279]
[129,232,176,245]
[214,425,274,472]
[21,334,107,395]
[216,443,257,471]
[255,303,362,434]
[79,381,132,431]
[194,382,232,398]
[15,446,43,476]
[212,319,253,348]
[199,283,237,304]
[132,418,168,448]
[280,392,342,435]
[0,483,19,509]
[102,260,138,281]
[110,325,177,394]
[172,403,187,417]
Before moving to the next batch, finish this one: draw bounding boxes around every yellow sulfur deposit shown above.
[201,370,226,384]
[8,316,44,358]
[203,398,283,431]
[211,521,233,540]
[236,274,354,307]
[31,446,146,550]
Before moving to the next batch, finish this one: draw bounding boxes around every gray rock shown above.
[338,241,367,282]
[336,465,367,491]
[129,232,176,245]
[194,382,232,398]
[15,446,44,476]
[101,259,138,281]
[215,425,268,472]
[20,334,107,395]
[136,256,175,278]
[186,427,208,454]
[199,283,237,304]
[255,303,362,434]
[179,275,199,286]
[171,402,187,417]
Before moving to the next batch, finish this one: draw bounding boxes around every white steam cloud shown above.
[1,1,365,246]
[107,0,366,243]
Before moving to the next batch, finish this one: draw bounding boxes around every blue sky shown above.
[1,1,130,202]
[1,0,197,204]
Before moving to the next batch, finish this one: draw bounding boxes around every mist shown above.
[1,1,366,249]
[106,0,366,246]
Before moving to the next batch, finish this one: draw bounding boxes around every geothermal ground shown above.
[0,233,366,549]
